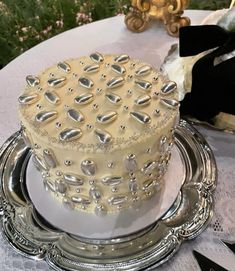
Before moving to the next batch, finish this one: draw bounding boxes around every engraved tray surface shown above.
[0,120,217,271]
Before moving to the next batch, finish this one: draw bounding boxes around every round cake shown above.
[18,53,179,216]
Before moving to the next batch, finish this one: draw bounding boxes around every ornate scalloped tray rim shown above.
[0,120,217,271]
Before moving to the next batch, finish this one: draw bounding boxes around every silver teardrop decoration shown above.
[94,129,112,144]
[125,154,138,172]
[141,160,158,175]
[67,109,85,123]
[102,176,123,186]
[26,75,40,87]
[105,92,122,105]
[35,111,58,123]
[44,91,60,105]
[114,54,130,64]
[18,93,39,105]
[89,187,102,200]
[97,111,117,124]
[47,77,66,88]
[64,174,84,186]
[78,76,94,89]
[134,94,151,106]
[44,179,56,192]
[81,160,96,176]
[43,149,57,168]
[129,180,138,192]
[95,204,107,216]
[160,136,168,153]
[108,195,128,205]
[161,81,177,95]
[90,52,104,63]
[130,111,151,124]
[57,62,71,73]
[111,64,126,75]
[161,98,179,108]
[59,128,82,142]
[143,179,155,191]
[83,64,100,73]
[135,80,152,91]
[74,93,94,105]
[32,154,48,171]
[72,196,91,205]
[107,77,125,89]
[56,181,67,194]
[135,65,152,77]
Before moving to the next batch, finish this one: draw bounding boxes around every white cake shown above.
[18,53,179,216]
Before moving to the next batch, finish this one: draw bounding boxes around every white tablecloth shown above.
[0,10,235,271]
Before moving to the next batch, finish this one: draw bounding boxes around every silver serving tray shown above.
[0,120,217,271]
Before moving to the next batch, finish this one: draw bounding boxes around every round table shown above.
[0,10,235,271]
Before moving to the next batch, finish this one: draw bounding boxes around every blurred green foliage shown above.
[190,0,230,10]
[0,0,231,68]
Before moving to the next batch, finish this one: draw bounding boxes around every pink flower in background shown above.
[56,20,64,28]
[42,25,52,35]
[19,36,28,42]
[21,26,31,33]
[46,25,52,31]
[76,11,92,25]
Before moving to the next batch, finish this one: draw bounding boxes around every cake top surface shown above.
[19,53,179,152]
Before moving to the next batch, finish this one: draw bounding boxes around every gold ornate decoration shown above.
[125,0,191,37]
[230,0,235,9]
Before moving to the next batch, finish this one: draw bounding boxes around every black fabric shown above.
[193,250,228,271]
[180,25,229,56]
[222,241,235,254]
[179,25,235,121]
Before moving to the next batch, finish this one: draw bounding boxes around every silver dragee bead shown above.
[78,76,94,89]
[161,81,177,95]
[59,128,82,142]
[102,176,123,186]
[114,54,130,64]
[134,94,151,106]
[75,93,94,105]
[96,111,117,124]
[130,111,151,124]
[161,98,179,109]
[64,174,84,186]
[83,64,100,73]
[90,52,104,63]
[43,149,57,168]
[26,75,40,87]
[135,65,152,77]
[67,109,85,123]
[135,79,152,91]
[81,160,96,176]
[47,77,66,88]
[57,61,71,73]
[35,111,58,124]
[18,93,39,105]
[105,93,122,105]
[106,76,125,89]
[44,91,60,105]
[94,129,112,144]
[111,64,126,75]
